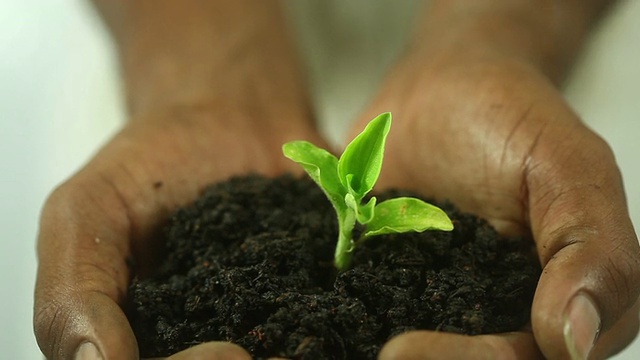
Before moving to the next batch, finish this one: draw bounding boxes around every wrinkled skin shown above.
[34,106,325,359]
[361,54,640,360]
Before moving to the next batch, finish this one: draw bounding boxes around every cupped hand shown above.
[33,104,324,359]
[354,54,640,359]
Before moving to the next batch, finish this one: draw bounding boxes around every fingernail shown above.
[563,292,601,360]
[75,342,104,360]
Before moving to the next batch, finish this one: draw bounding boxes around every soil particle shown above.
[128,174,540,359]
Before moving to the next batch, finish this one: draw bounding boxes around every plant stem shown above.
[334,209,356,271]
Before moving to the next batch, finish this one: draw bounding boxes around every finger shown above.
[527,132,640,359]
[378,331,543,360]
[161,342,251,360]
[34,179,138,359]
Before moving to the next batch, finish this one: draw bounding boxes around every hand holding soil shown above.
[34,106,322,360]
[355,45,640,359]
[35,2,326,358]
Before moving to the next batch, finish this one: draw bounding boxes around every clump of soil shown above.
[128,174,540,359]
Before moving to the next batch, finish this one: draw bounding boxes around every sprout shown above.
[283,112,453,271]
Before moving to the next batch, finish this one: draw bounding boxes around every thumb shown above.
[34,292,137,360]
[532,229,639,359]
[34,180,138,360]
[528,137,640,359]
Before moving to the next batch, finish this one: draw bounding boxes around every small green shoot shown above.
[283,112,453,271]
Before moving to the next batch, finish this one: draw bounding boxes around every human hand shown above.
[353,54,640,359]
[34,0,329,357]
[33,104,325,359]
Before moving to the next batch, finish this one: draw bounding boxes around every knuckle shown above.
[41,171,133,240]
[42,181,79,214]
[41,178,101,224]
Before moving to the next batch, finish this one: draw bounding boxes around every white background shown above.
[0,1,638,358]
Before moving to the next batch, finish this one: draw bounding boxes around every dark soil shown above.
[128,174,540,359]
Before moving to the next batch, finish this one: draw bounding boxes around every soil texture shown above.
[128,174,540,359]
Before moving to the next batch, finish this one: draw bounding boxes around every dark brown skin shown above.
[34,0,639,359]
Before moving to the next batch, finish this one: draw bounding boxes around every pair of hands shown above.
[34,52,639,359]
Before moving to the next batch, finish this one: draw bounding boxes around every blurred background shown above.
[0,1,638,358]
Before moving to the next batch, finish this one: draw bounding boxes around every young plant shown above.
[282,112,453,271]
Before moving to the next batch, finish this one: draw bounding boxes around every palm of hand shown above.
[374,62,589,237]
[355,60,639,359]
[34,106,323,359]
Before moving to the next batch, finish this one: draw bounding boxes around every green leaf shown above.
[338,112,391,200]
[364,197,454,237]
[283,141,346,209]
[356,196,376,224]
[345,193,376,224]
[344,193,358,212]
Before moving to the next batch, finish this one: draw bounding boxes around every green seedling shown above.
[283,112,453,271]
